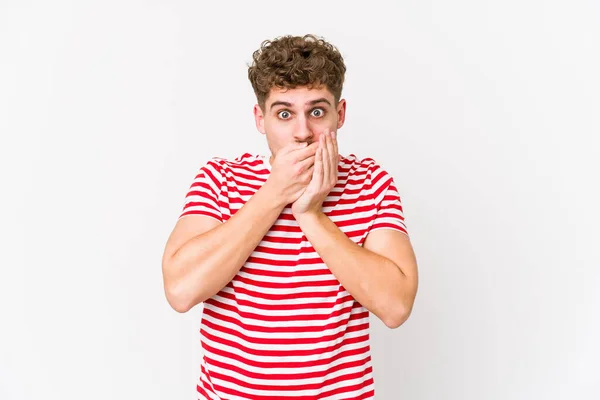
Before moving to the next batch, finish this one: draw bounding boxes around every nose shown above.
[293,116,314,143]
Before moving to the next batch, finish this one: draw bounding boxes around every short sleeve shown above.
[178,159,224,222]
[370,165,409,237]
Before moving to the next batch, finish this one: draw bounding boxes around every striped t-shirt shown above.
[179,152,409,400]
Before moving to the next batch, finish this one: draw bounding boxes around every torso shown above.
[189,152,386,399]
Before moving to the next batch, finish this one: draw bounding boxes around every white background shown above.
[1,1,599,399]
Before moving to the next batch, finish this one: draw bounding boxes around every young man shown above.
[162,34,419,400]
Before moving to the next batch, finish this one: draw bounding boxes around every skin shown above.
[162,84,418,328]
[253,85,346,169]
[253,85,419,328]
[253,85,346,215]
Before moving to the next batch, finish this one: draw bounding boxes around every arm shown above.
[292,129,418,328]
[162,183,285,313]
[162,142,318,313]
[295,212,418,328]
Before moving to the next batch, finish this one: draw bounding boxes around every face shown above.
[253,85,346,158]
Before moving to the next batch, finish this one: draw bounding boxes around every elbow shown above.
[383,304,413,329]
[164,273,206,313]
[164,274,211,313]
[162,258,204,313]
[163,267,193,313]
[165,284,193,313]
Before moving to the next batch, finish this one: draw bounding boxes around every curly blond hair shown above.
[247,34,347,110]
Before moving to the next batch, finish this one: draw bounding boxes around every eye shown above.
[277,110,291,119]
[311,108,325,117]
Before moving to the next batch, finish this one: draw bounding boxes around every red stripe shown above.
[217,289,355,309]
[202,340,370,370]
[202,306,368,334]
[202,327,369,358]
[206,298,356,322]
[205,353,371,381]
[208,365,373,394]
[202,316,368,345]
[225,284,343,301]
[182,154,403,399]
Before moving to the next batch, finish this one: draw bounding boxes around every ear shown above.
[336,98,347,129]
[253,104,266,135]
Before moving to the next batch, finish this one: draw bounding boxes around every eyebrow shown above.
[269,97,332,111]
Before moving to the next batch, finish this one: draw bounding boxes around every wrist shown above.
[258,182,288,210]
[292,209,324,223]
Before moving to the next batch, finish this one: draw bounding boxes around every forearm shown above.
[295,211,410,328]
[168,184,285,311]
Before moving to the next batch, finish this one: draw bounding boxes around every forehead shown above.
[266,85,334,107]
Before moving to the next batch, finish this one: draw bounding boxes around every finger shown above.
[321,133,329,186]
[298,153,316,171]
[303,164,315,181]
[292,141,309,151]
[328,131,338,182]
[313,137,324,187]
[332,130,339,161]
[282,141,310,156]
[326,130,335,168]
[294,141,320,160]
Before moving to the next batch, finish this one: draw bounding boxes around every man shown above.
[162,34,419,400]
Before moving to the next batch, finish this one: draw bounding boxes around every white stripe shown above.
[201,337,371,374]
[203,301,358,328]
[202,307,369,340]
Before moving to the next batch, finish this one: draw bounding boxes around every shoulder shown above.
[340,153,393,185]
[200,152,256,169]
[201,152,266,177]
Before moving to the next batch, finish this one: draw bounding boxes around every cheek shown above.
[311,118,336,133]
[265,119,286,133]
[316,114,336,127]
[263,125,290,150]
[266,122,294,140]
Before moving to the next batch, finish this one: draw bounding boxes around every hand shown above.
[291,129,339,217]
[263,141,320,208]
